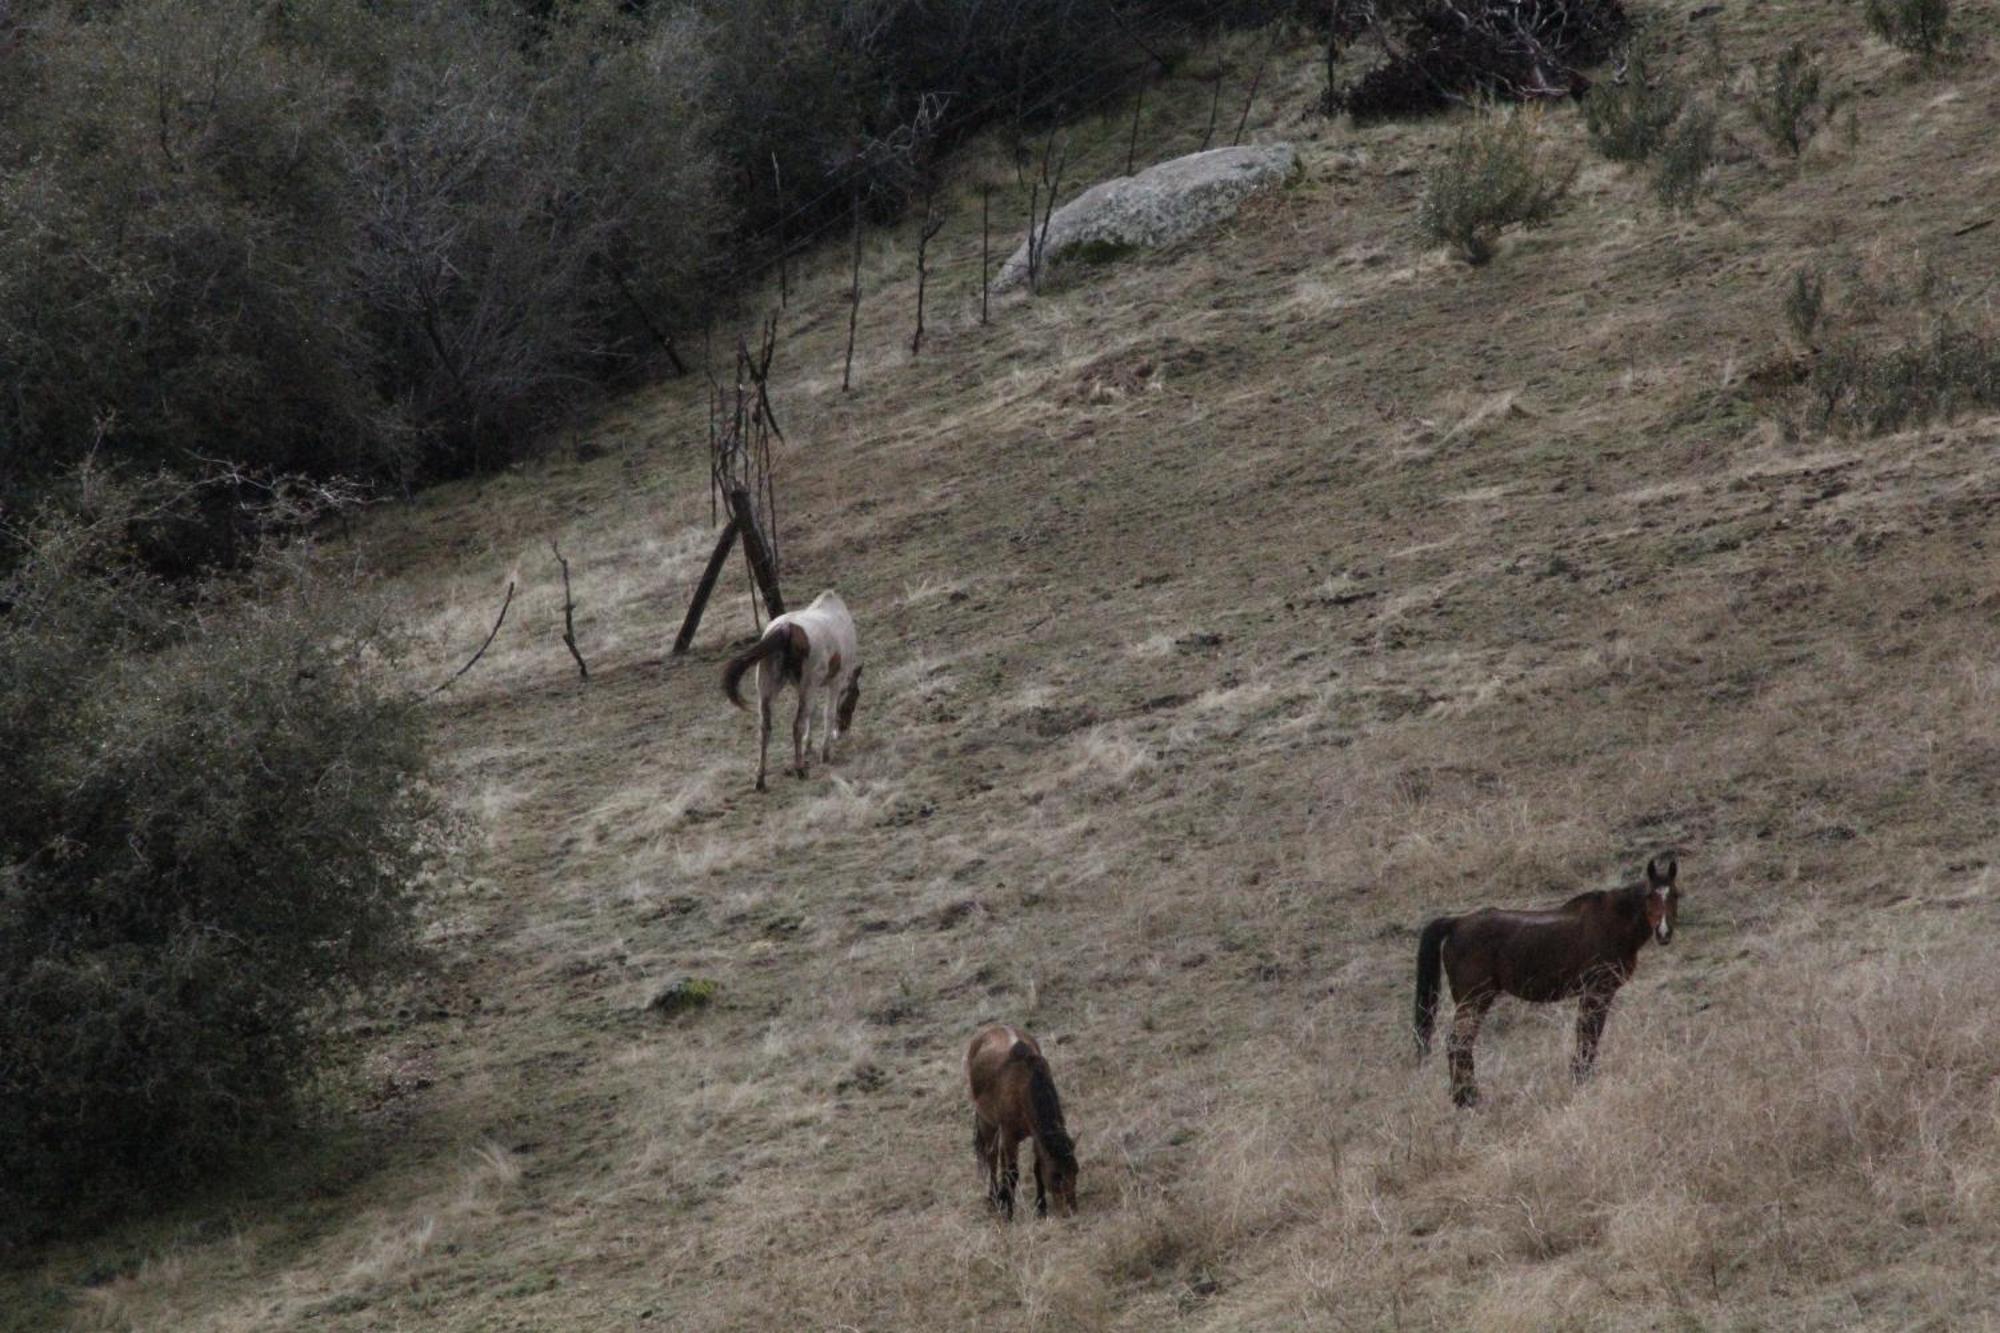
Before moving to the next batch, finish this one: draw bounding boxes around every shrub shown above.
[1652,101,1720,214]
[1583,34,1684,163]
[1810,321,2000,434]
[0,474,441,1244]
[0,0,729,545]
[1865,0,1960,65]
[1418,109,1578,264]
[1796,258,2000,433]
[1748,42,1831,156]
[1784,265,1826,347]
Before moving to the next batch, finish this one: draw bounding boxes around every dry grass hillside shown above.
[9,7,2000,1330]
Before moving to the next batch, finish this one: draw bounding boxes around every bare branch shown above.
[433,581,514,696]
[551,540,588,682]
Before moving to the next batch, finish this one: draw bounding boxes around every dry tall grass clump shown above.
[1460,948,2000,1278]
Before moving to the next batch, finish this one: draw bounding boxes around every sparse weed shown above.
[1865,0,1962,66]
[1584,34,1685,164]
[1749,42,1833,157]
[1784,265,1826,347]
[1810,321,2000,433]
[1652,101,1720,214]
[1793,256,1999,432]
[1418,109,1578,265]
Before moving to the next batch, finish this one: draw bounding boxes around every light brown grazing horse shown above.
[1414,854,1681,1107]
[965,1023,1079,1219]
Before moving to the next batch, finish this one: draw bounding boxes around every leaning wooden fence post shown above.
[672,519,741,656]
[727,485,785,618]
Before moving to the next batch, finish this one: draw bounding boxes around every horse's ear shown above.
[1647,854,1678,888]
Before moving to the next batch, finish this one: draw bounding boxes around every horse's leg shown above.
[975,1117,1002,1211]
[1446,993,1492,1108]
[1032,1147,1048,1218]
[820,679,836,763]
[792,682,816,779]
[998,1130,1020,1220]
[756,692,773,793]
[1573,987,1616,1082]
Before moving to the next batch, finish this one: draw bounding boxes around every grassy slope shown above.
[12,10,2000,1331]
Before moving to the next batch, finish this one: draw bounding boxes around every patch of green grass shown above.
[645,977,718,1017]
[501,1271,560,1299]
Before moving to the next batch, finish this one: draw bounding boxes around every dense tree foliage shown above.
[0,473,442,1245]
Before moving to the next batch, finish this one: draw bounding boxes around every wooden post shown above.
[842,184,862,393]
[672,519,740,656]
[727,485,784,618]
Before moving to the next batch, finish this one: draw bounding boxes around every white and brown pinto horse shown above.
[721,590,862,792]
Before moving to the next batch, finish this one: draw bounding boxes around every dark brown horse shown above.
[1414,854,1681,1107]
[965,1023,1079,1218]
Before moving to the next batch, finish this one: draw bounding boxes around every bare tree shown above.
[1028,127,1070,295]
[980,184,992,325]
[551,540,588,682]
[675,319,787,653]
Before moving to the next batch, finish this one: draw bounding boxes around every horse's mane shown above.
[1563,881,1649,912]
[1025,1057,1076,1166]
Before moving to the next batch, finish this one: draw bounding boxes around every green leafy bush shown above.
[0,474,442,1244]
[1418,110,1578,265]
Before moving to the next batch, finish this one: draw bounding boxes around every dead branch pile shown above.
[1340,0,1629,123]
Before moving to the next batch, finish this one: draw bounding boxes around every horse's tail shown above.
[721,623,804,709]
[1023,1055,1076,1167]
[1413,916,1455,1059]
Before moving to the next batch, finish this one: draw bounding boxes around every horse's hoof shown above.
[1452,1088,1479,1109]
[755,779,768,793]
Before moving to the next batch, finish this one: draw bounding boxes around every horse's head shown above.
[836,665,863,734]
[1046,1139,1080,1217]
[1644,853,1680,945]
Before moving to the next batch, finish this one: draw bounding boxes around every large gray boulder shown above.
[995,143,1298,292]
